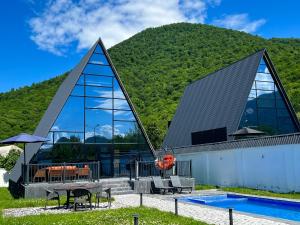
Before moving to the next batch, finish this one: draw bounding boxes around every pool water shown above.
[180,194,300,222]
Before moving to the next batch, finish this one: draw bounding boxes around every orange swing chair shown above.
[155,154,176,170]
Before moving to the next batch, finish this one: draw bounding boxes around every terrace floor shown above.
[3,190,295,225]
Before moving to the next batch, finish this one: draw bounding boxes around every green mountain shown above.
[1,23,300,148]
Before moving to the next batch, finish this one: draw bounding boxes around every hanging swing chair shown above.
[155,154,176,170]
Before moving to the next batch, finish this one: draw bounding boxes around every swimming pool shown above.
[180,194,300,222]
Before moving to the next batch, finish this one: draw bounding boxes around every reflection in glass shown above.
[85,109,113,143]
[89,53,109,65]
[77,75,85,85]
[86,86,112,98]
[86,97,112,109]
[114,78,126,99]
[114,110,135,121]
[85,75,112,87]
[114,99,131,110]
[94,45,103,54]
[239,58,298,135]
[83,64,113,76]
[71,85,84,96]
[114,121,139,143]
[51,96,84,132]
[53,132,84,143]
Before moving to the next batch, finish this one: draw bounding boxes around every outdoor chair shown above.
[95,187,112,208]
[152,176,175,194]
[72,188,92,211]
[44,188,60,209]
[77,166,91,180]
[170,175,193,193]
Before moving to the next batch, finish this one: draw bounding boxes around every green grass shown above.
[221,187,300,200]
[0,188,111,210]
[0,207,207,225]
[195,184,217,190]
[0,188,206,225]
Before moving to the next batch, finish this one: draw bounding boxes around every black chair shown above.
[72,188,92,211]
[170,175,193,193]
[44,188,60,209]
[152,176,175,194]
[95,187,112,208]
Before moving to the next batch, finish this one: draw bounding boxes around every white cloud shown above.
[212,13,266,33]
[29,0,214,55]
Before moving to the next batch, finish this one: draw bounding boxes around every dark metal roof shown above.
[10,38,155,182]
[160,133,300,156]
[163,49,300,148]
[163,50,265,148]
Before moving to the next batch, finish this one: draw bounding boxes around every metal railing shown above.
[22,160,192,184]
[136,160,192,179]
[23,161,100,184]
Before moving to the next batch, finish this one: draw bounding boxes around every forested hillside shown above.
[1,23,300,148]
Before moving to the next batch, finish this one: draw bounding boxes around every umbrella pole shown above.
[23,143,26,185]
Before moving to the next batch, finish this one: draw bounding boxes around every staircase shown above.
[100,177,134,195]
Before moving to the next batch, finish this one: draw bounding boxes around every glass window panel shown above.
[53,132,84,143]
[277,117,297,134]
[257,98,275,108]
[51,96,84,132]
[255,81,274,91]
[276,99,286,108]
[30,144,53,163]
[258,108,277,127]
[86,97,112,109]
[89,53,109,65]
[85,109,113,143]
[86,86,112,98]
[277,109,289,117]
[94,45,104,54]
[256,90,275,98]
[114,99,131,110]
[85,75,112,87]
[248,90,256,98]
[255,72,273,82]
[114,78,126,99]
[51,144,85,163]
[83,64,114,76]
[257,64,270,74]
[71,85,84,96]
[77,75,84,85]
[251,82,256,90]
[114,121,139,143]
[114,110,135,121]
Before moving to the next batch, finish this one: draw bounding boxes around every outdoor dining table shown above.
[53,183,101,208]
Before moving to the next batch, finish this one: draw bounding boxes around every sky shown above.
[0,0,299,93]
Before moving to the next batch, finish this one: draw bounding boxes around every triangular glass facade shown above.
[31,43,153,176]
[239,57,298,135]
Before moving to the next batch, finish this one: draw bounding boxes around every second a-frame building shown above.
[163,49,300,148]
[10,39,155,182]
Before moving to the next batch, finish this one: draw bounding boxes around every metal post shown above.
[189,160,192,178]
[140,193,143,206]
[97,161,100,181]
[63,162,66,183]
[135,160,139,180]
[229,208,233,225]
[174,198,178,215]
[133,214,139,225]
[26,163,29,185]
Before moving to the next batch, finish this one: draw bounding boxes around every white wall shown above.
[176,144,300,193]
[0,168,9,187]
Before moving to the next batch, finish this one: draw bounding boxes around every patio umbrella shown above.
[229,127,265,137]
[0,133,48,182]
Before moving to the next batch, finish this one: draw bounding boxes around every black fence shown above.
[23,160,192,184]
[23,161,100,184]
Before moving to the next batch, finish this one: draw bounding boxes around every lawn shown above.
[0,187,207,225]
[1,207,208,225]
